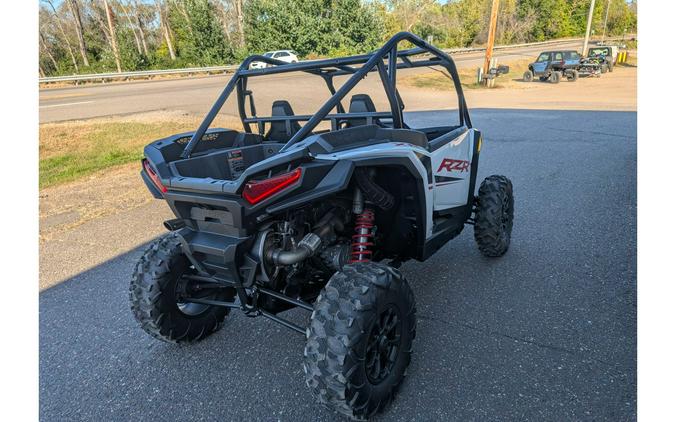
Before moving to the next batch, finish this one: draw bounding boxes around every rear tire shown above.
[549,71,561,84]
[304,262,416,420]
[474,175,514,257]
[608,61,614,72]
[523,70,533,82]
[567,69,579,81]
[129,233,232,343]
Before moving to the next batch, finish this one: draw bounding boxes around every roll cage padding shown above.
[180,32,471,159]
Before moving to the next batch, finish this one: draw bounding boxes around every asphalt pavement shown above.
[39,108,637,421]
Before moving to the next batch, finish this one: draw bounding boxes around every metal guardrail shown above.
[38,36,632,85]
[39,65,239,83]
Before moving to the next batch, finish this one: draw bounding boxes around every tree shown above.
[37,0,636,76]
[385,0,437,32]
[131,0,150,56]
[43,0,80,72]
[103,0,123,72]
[168,0,231,65]
[66,0,90,66]
[156,0,177,60]
[245,0,383,56]
[118,0,144,56]
[39,30,59,73]
[234,0,245,48]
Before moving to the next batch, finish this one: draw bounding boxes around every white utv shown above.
[131,32,515,420]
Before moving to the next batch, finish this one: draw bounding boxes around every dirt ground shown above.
[38,65,636,288]
[403,64,637,112]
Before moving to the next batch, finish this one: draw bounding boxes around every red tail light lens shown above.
[143,159,167,194]
[243,168,302,205]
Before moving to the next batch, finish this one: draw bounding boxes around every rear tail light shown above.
[243,168,302,205]
[142,159,167,194]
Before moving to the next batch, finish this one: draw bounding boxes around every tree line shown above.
[39,0,637,77]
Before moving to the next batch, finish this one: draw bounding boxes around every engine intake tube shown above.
[265,209,346,266]
[267,233,322,266]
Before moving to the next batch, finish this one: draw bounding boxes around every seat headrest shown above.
[267,100,301,143]
[272,100,295,117]
[349,94,376,114]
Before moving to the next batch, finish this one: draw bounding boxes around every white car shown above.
[250,50,299,69]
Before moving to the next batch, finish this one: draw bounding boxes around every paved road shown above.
[40,109,636,421]
[38,41,586,123]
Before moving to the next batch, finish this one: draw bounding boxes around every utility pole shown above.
[482,0,500,85]
[601,0,611,43]
[582,0,596,55]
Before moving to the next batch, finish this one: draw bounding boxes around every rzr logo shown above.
[437,158,470,173]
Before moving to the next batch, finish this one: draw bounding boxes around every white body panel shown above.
[313,128,477,239]
[429,130,474,210]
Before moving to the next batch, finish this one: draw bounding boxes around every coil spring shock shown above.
[350,208,375,263]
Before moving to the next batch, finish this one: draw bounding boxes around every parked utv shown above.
[131,32,514,420]
[586,45,618,73]
[523,50,581,83]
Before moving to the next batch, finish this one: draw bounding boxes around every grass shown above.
[39,112,242,189]
[400,59,532,91]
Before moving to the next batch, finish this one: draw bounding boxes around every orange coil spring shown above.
[350,208,375,263]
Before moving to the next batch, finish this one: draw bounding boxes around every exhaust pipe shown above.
[163,218,186,231]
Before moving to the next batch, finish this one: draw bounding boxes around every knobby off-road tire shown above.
[474,175,515,257]
[523,70,533,82]
[130,233,230,343]
[601,63,608,73]
[304,262,416,420]
[549,71,561,84]
[567,69,579,82]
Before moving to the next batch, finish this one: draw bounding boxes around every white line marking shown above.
[39,100,94,109]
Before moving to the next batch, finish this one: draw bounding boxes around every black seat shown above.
[267,100,301,142]
[348,94,381,127]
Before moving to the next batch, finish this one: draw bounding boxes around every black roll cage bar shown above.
[181,32,472,159]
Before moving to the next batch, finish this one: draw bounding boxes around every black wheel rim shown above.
[365,306,402,384]
[174,267,210,316]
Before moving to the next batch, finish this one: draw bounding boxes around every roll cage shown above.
[181,32,472,159]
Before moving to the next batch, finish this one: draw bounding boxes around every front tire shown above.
[304,262,416,420]
[523,70,533,82]
[129,233,232,343]
[474,175,514,257]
